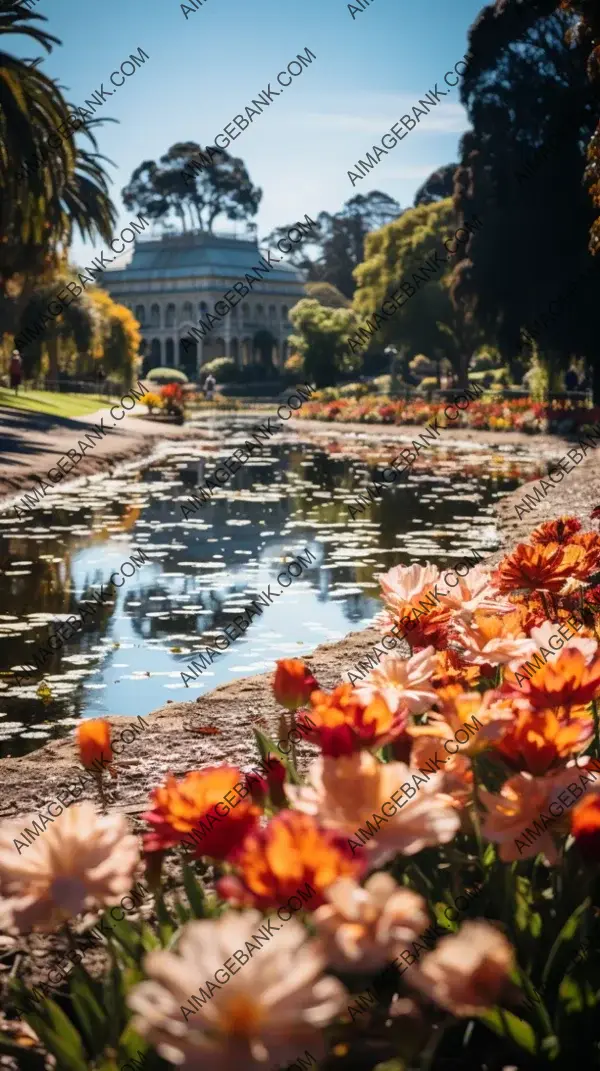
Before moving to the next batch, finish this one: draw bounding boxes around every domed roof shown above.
[105,230,305,286]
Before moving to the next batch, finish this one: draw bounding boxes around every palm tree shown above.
[0,1,116,331]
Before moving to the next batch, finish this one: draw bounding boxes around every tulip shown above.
[273,658,319,711]
[77,718,113,771]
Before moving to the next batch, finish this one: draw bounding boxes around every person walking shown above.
[204,373,216,401]
[9,350,22,395]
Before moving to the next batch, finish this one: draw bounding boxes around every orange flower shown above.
[308,683,404,756]
[431,650,481,690]
[273,659,319,711]
[493,542,586,594]
[517,647,600,709]
[218,811,364,910]
[494,707,593,775]
[394,600,451,650]
[571,792,600,860]
[77,719,113,770]
[568,531,600,578]
[529,516,582,545]
[141,767,260,858]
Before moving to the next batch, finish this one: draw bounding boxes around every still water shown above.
[0,415,547,757]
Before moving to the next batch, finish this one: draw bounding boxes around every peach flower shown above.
[451,610,536,668]
[437,564,511,622]
[479,761,596,863]
[409,921,514,1016]
[128,912,347,1071]
[0,801,139,932]
[355,648,438,715]
[313,873,429,972]
[379,562,441,613]
[287,752,460,866]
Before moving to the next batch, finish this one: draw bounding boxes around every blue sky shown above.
[19,0,484,270]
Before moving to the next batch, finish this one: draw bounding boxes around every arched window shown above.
[281,305,289,323]
[165,339,175,366]
[135,304,145,325]
[165,303,176,328]
[199,301,208,315]
[256,304,264,321]
[182,301,193,322]
[150,338,161,364]
[268,304,276,321]
[214,337,226,356]
[241,303,250,321]
[150,304,161,328]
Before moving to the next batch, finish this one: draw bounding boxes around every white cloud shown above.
[294,102,469,137]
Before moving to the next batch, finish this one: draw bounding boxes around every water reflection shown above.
[0,417,547,757]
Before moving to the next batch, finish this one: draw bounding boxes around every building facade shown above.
[104,229,305,379]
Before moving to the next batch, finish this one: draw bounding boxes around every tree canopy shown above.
[121,143,262,233]
[0,0,115,321]
[264,191,402,297]
[452,1,599,391]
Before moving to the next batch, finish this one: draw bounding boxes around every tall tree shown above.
[353,199,480,386]
[414,164,459,206]
[121,143,262,233]
[452,2,599,393]
[0,2,115,336]
[263,190,402,297]
[288,300,361,387]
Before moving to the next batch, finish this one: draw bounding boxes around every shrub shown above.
[418,376,438,392]
[201,357,237,381]
[146,367,189,384]
[338,381,371,398]
[409,353,436,379]
[471,352,496,372]
[141,391,163,413]
[284,353,304,376]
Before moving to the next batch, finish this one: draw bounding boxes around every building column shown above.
[224,317,231,358]
[196,337,203,379]
[173,336,179,368]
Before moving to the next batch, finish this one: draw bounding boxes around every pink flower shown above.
[355,648,438,715]
[409,921,514,1016]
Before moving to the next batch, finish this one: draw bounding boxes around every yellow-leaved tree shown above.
[90,289,142,388]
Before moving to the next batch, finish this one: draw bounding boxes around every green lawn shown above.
[0,389,120,418]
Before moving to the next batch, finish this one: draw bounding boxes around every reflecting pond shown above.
[0,415,548,757]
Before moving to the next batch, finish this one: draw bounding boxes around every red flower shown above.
[273,659,319,711]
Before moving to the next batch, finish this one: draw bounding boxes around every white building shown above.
[104,229,305,379]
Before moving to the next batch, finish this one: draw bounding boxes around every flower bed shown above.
[5,512,600,1069]
[296,393,599,434]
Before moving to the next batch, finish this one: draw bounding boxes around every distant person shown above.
[9,350,22,395]
[565,367,579,391]
[204,373,216,401]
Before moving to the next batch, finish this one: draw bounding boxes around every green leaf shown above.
[542,897,591,991]
[23,995,89,1071]
[182,859,207,918]
[253,727,301,785]
[478,1007,542,1056]
[69,964,108,1052]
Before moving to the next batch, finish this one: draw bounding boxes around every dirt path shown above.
[0,404,212,504]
